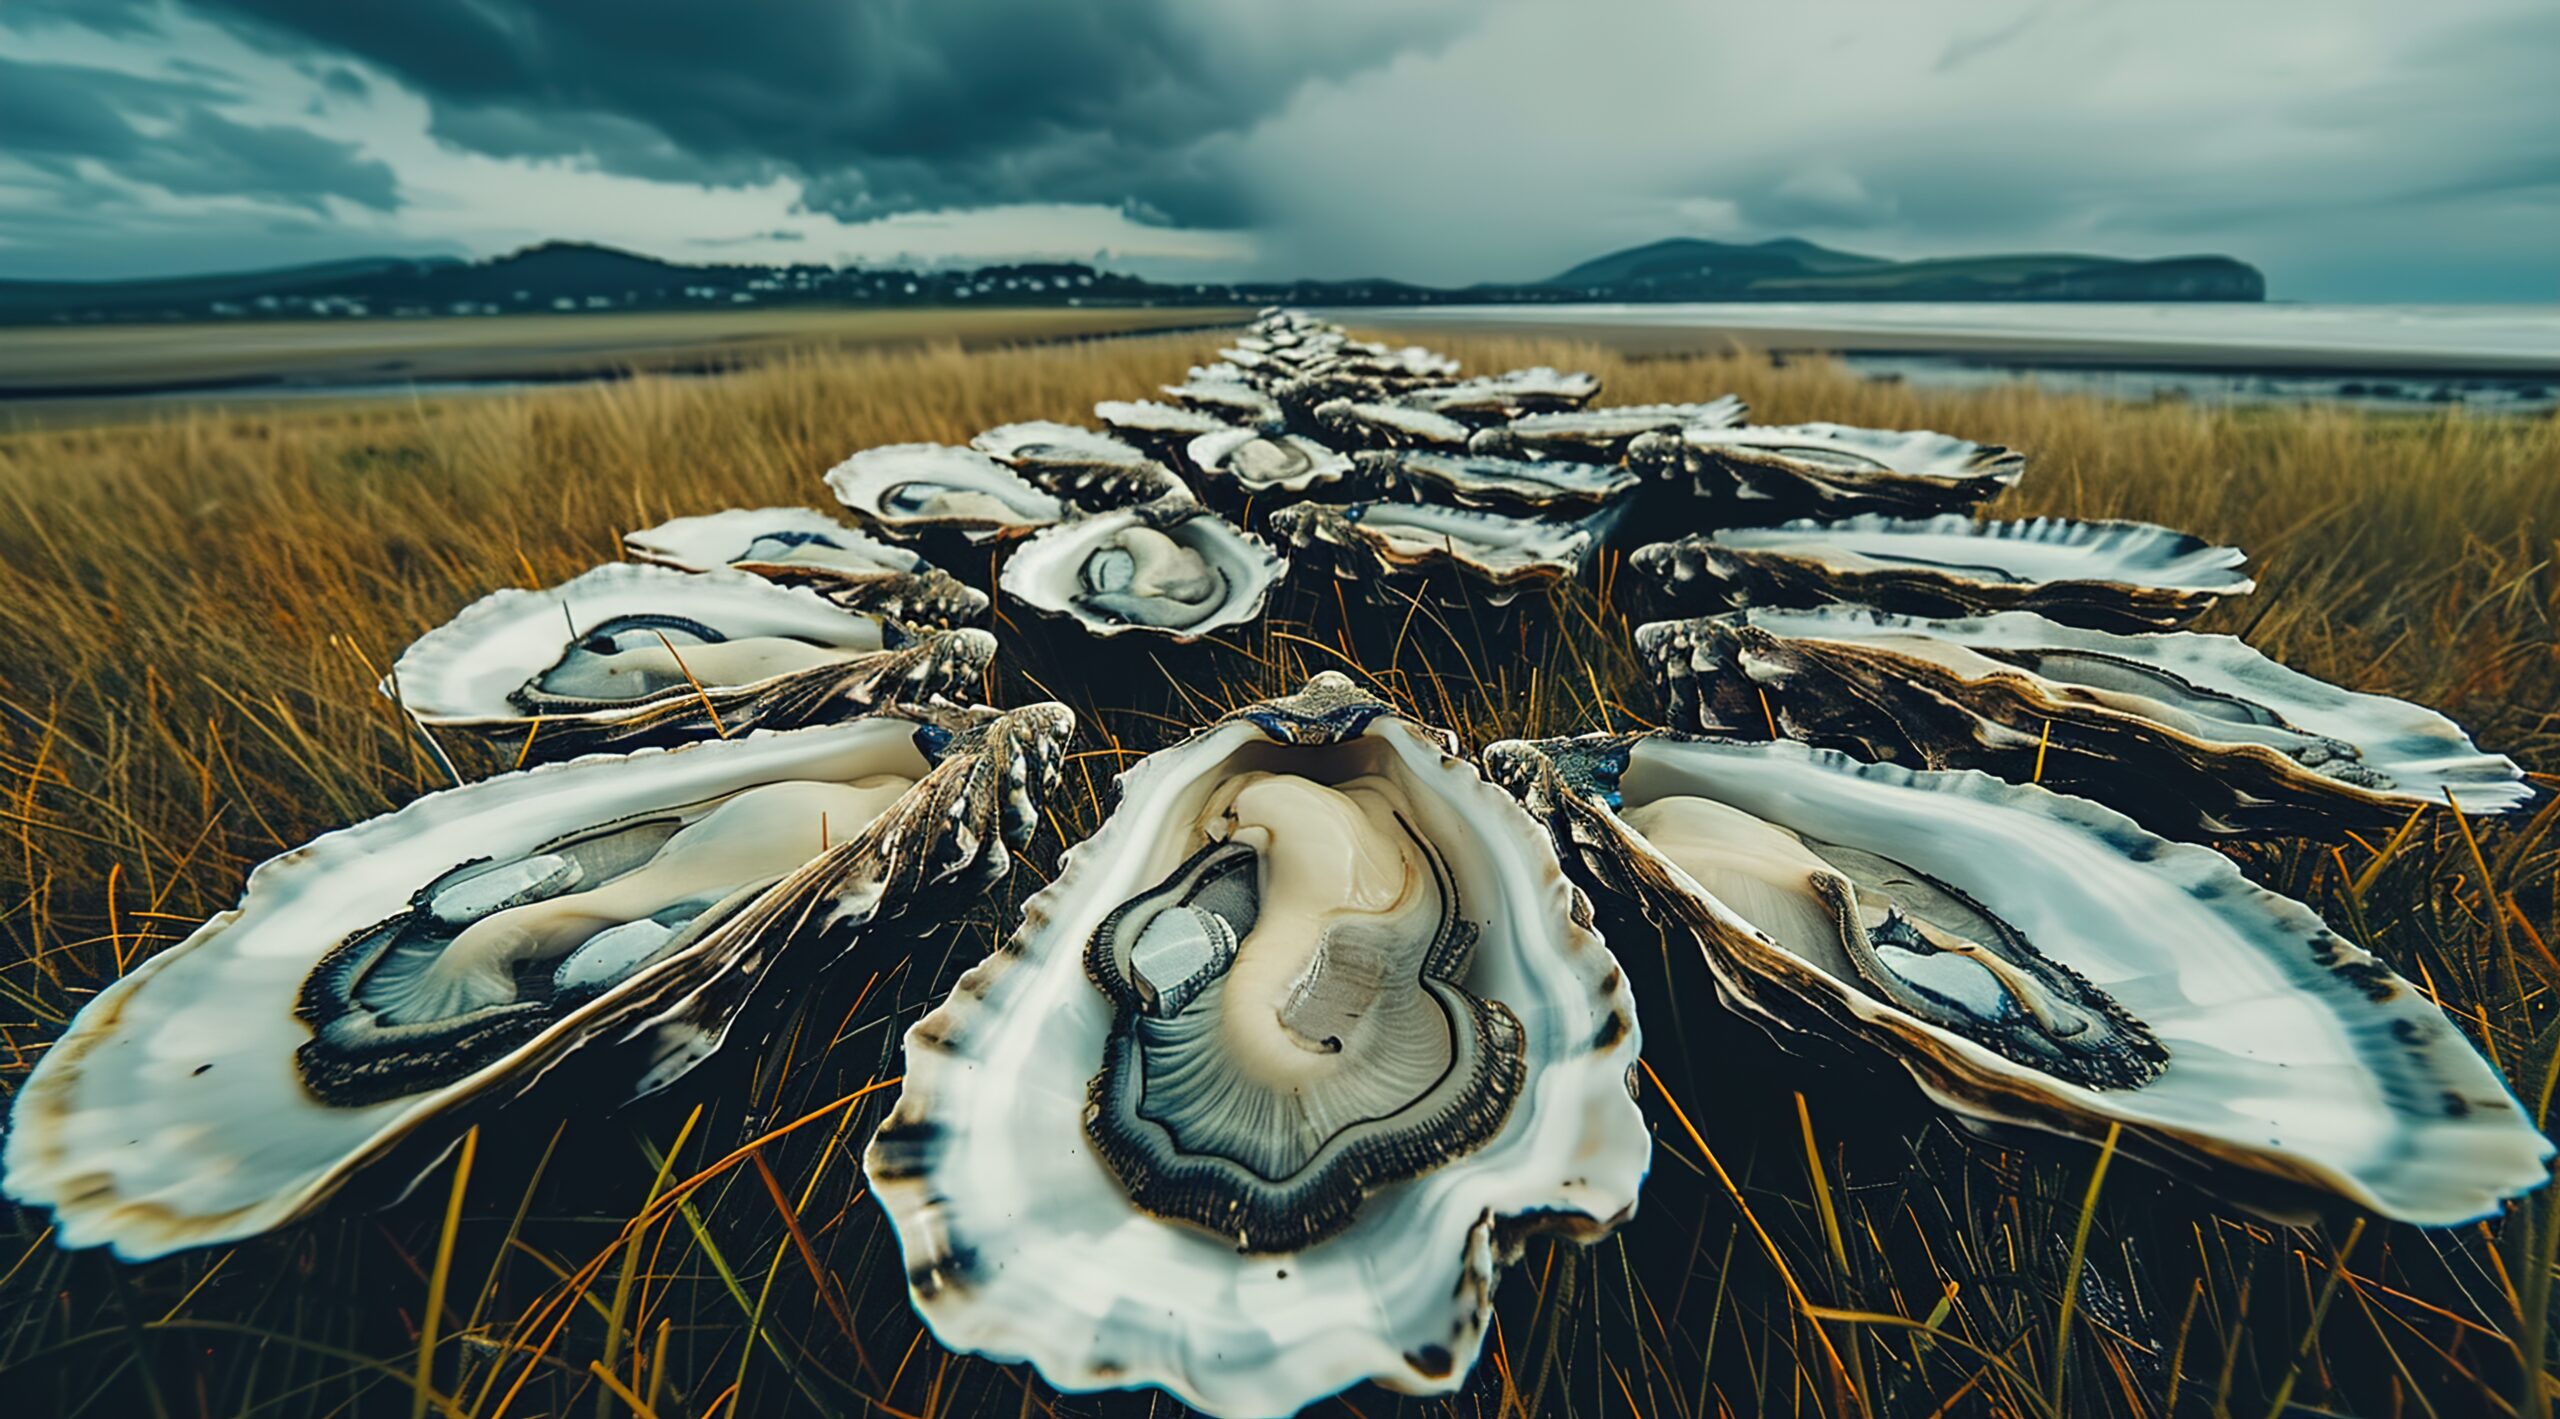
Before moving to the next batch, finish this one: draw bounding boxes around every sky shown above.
[1,0,2553,301]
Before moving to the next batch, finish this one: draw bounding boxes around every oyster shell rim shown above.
[995,501,1288,644]
[1486,729,2555,1226]
[1639,606,2534,836]
[865,673,1650,1416]
[1,706,1075,1260]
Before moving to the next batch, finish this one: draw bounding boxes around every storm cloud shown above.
[35,0,1472,226]
[0,0,2553,297]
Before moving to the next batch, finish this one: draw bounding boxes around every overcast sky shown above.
[2,0,2552,300]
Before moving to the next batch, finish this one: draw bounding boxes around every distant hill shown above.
[0,236,2264,326]
[1532,237,2264,302]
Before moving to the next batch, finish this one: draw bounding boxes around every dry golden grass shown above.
[0,326,2554,1419]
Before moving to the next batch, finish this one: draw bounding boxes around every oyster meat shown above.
[1270,499,1593,606]
[389,563,994,762]
[998,497,1286,642]
[868,676,1646,1416]
[1488,732,2552,1224]
[3,704,1075,1259]
[1641,606,2531,838]
[1185,426,1355,498]
[823,443,1066,542]
[622,506,987,625]
[1633,513,2254,630]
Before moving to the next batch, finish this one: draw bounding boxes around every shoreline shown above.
[1330,303,2560,377]
[0,307,1243,424]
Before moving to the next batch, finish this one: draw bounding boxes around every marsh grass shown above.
[0,326,2555,1418]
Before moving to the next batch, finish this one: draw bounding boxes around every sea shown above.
[1334,303,2560,414]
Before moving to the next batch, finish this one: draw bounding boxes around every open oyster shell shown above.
[1371,449,1640,514]
[867,675,1647,1416]
[1185,426,1355,498]
[1403,367,1602,421]
[1311,398,1474,452]
[970,421,1193,512]
[1096,398,1239,455]
[621,507,988,626]
[1633,513,2254,630]
[823,443,1067,542]
[1488,732,2551,1224]
[1642,607,2532,838]
[3,704,1075,1259]
[389,563,994,762]
[1270,500,1592,606]
[997,498,1286,642]
[1470,398,1748,463]
[1652,422,2026,517]
[1164,376,1282,427]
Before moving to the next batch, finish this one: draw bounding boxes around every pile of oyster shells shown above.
[6,308,2549,1419]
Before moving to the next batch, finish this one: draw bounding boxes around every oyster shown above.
[822,443,1066,542]
[1313,398,1473,452]
[1185,426,1356,498]
[1164,376,1281,427]
[1487,732,2552,1225]
[1096,398,1238,452]
[4,703,1075,1259]
[621,507,988,625]
[1633,513,2254,631]
[970,421,1192,512]
[1655,423,2026,517]
[868,675,1647,1415]
[1470,398,1748,463]
[997,497,1286,642]
[1404,367,1602,421]
[388,563,993,762]
[1373,449,1640,514]
[1270,500,1592,606]
[1641,606,2530,838]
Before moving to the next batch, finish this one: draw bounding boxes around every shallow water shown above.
[1343,301,2560,413]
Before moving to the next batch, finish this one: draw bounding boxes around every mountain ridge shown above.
[0,236,2266,325]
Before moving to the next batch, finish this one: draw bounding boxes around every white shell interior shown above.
[971,421,1157,471]
[1185,427,1352,494]
[823,443,1066,538]
[1600,736,2551,1224]
[872,707,1648,1416]
[1715,514,2254,594]
[1407,367,1600,412]
[3,721,939,1259]
[1720,605,2530,811]
[1395,451,1639,506]
[1508,398,1747,441]
[1096,399,1235,439]
[1164,379,1280,425]
[997,507,1286,641]
[1686,422,2021,480]
[1347,501,1592,576]
[388,563,889,725]
[622,507,924,578]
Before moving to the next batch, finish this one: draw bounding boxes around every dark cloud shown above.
[0,53,398,214]
[115,0,1470,225]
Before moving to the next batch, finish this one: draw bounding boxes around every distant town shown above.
[0,238,2267,327]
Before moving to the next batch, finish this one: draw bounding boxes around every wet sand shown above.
[0,306,1241,418]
